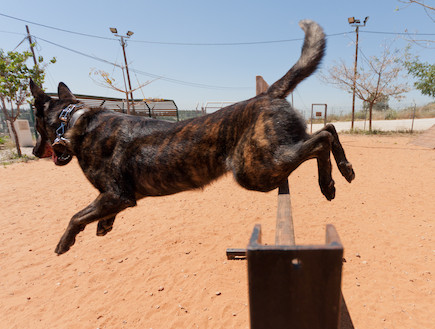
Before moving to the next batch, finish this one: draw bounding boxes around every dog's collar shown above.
[53,104,86,147]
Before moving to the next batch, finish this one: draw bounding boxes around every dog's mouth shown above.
[52,150,73,166]
[51,143,73,166]
[37,142,72,166]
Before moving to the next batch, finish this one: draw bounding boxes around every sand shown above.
[0,135,434,329]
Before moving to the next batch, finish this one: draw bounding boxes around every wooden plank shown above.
[256,76,269,95]
[247,225,344,329]
[226,248,247,260]
[275,179,295,245]
[257,77,295,246]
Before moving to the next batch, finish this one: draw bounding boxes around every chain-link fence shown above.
[300,102,435,123]
[0,106,36,136]
[2,102,434,138]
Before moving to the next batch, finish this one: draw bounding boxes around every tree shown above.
[396,1,434,48]
[0,49,55,156]
[398,0,434,13]
[89,68,157,115]
[321,45,409,131]
[403,55,435,98]
[395,1,434,97]
[363,94,390,112]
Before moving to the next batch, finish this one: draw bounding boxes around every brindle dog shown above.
[31,20,355,255]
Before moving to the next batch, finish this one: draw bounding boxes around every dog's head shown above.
[30,80,80,166]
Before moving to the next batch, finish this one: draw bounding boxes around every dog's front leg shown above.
[55,193,135,255]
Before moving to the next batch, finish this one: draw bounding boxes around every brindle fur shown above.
[30,20,355,255]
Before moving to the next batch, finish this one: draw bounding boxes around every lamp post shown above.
[110,28,135,114]
[348,16,368,129]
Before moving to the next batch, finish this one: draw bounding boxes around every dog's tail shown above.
[267,20,326,99]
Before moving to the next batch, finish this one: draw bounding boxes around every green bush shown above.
[0,136,5,145]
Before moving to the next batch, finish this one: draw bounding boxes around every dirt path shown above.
[0,135,433,329]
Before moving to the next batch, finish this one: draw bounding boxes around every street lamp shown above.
[110,27,135,114]
[348,16,369,129]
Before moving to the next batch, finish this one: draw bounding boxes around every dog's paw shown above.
[96,224,113,236]
[54,231,78,255]
[338,161,355,183]
[320,179,336,201]
[55,240,71,255]
[96,219,114,236]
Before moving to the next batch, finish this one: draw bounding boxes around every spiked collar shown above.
[53,103,86,148]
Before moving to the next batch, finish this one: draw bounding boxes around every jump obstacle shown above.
[226,77,354,329]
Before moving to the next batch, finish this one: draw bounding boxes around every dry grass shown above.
[313,102,435,123]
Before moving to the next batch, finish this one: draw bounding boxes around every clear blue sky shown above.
[1,0,434,115]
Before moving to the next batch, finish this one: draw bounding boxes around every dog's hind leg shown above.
[317,124,355,183]
[276,130,337,200]
[307,131,336,201]
[96,216,116,236]
[55,193,136,255]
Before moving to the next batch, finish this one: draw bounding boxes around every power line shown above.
[34,35,122,68]
[129,33,348,46]
[130,67,250,90]
[0,12,114,40]
[130,38,305,46]
[33,35,250,90]
[3,12,433,46]
[0,29,26,36]
[361,30,435,36]
[0,12,341,45]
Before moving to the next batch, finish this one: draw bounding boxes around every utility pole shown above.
[348,16,369,130]
[25,25,38,67]
[25,25,39,139]
[110,28,135,114]
[351,25,359,130]
[120,35,135,114]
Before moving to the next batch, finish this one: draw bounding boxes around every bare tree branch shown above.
[397,0,435,47]
[399,0,435,11]
[319,44,409,130]
[89,68,159,97]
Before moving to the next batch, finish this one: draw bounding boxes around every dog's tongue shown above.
[42,142,54,158]
[52,152,59,164]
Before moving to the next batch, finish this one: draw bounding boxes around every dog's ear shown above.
[58,82,77,101]
[30,79,51,115]
[30,78,50,100]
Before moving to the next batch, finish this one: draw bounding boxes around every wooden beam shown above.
[275,180,295,245]
[256,76,269,95]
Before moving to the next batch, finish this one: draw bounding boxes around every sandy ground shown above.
[0,135,434,329]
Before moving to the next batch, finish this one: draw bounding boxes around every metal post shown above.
[120,36,135,114]
[411,103,416,133]
[110,28,135,115]
[310,104,314,133]
[120,63,131,114]
[351,26,359,130]
[348,16,368,130]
